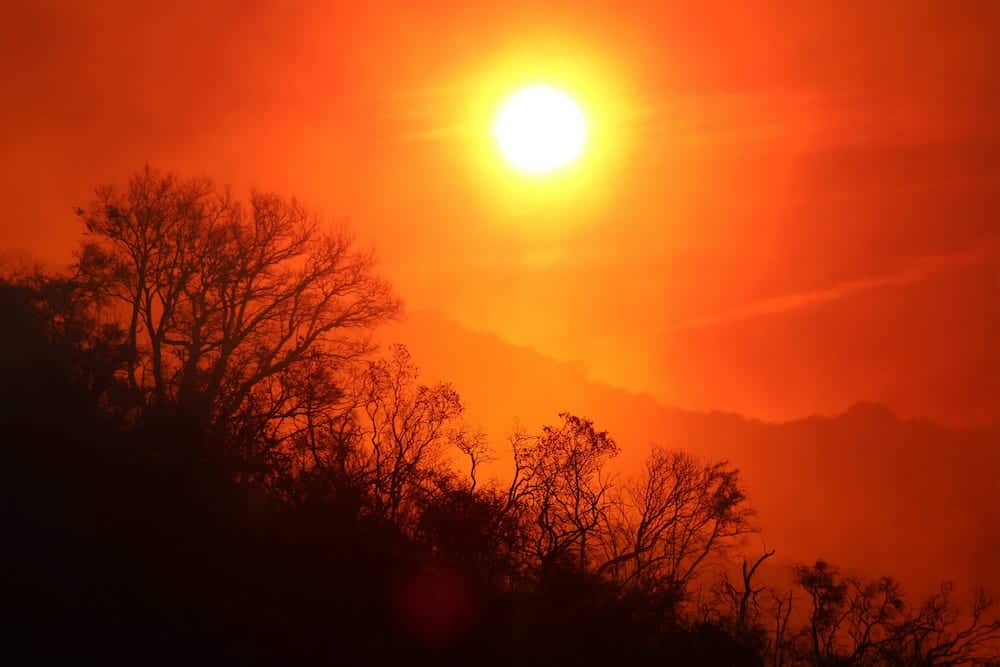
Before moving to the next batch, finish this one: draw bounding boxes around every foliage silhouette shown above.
[2,168,997,666]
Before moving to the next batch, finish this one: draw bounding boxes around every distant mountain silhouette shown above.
[383,310,1000,597]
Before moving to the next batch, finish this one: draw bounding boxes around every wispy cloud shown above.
[676,240,998,331]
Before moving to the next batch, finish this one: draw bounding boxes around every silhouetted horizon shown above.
[391,308,1000,430]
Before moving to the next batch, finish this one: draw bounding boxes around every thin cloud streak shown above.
[676,240,999,331]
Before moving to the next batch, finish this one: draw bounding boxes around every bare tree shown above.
[719,549,777,630]
[842,576,907,664]
[766,588,795,667]
[356,344,464,525]
[454,428,491,493]
[75,168,213,395]
[897,584,1000,666]
[75,167,398,480]
[259,357,364,508]
[505,413,619,572]
[792,561,1000,666]
[596,448,753,595]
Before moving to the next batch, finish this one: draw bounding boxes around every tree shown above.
[794,560,852,665]
[596,448,753,597]
[896,584,1000,666]
[75,166,399,480]
[355,344,465,525]
[0,270,133,419]
[792,560,1000,666]
[412,473,524,588]
[506,413,619,573]
[766,587,795,667]
[454,428,491,494]
[718,549,777,631]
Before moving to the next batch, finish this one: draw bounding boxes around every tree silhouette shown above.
[896,584,1000,666]
[790,560,1000,666]
[76,166,398,481]
[598,448,753,597]
[504,412,619,573]
[355,343,465,526]
[6,167,1000,665]
[720,549,777,631]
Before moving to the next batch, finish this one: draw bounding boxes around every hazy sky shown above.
[3,0,998,424]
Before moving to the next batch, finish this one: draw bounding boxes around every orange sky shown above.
[2,0,998,425]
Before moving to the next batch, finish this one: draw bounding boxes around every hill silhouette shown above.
[387,310,1000,597]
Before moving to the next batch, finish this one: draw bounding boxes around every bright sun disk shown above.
[494,85,587,175]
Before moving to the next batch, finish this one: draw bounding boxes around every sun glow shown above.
[494,85,587,174]
[456,42,633,220]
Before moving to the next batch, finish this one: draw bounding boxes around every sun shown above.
[494,85,587,175]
